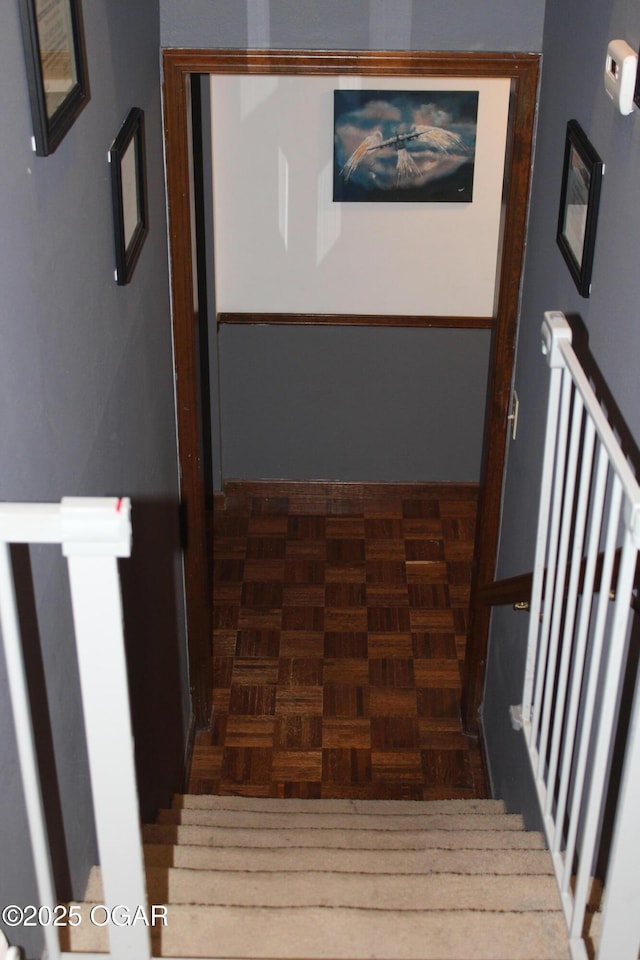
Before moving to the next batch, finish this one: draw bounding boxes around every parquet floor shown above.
[188,482,487,800]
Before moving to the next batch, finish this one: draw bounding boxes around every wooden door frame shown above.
[162,48,540,733]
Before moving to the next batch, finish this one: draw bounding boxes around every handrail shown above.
[478,547,638,613]
[512,311,640,960]
[477,570,532,607]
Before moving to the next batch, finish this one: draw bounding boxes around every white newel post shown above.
[61,498,151,960]
[0,537,61,960]
[521,312,573,724]
[1,498,151,960]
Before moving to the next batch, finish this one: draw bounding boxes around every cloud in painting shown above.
[357,99,403,123]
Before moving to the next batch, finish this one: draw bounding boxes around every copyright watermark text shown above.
[2,904,168,928]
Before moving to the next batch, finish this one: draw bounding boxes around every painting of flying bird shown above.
[333,90,478,202]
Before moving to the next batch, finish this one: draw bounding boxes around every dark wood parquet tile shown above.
[277,715,323,749]
[225,716,277,746]
[323,748,372,783]
[323,683,370,718]
[192,483,488,800]
[367,634,414,658]
[324,633,368,658]
[323,718,371,748]
[228,684,276,715]
[272,750,322,782]
[276,687,324,715]
[371,716,420,749]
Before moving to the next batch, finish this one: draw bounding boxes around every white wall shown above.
[211,74,510,316]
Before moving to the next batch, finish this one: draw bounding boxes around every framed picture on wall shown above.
[556,120,604,298]
[109,108,149,285]
[333,89,478,202]
[18,0,90,156]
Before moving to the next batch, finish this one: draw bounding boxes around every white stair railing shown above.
[0,498,150,960]
[517,311,640,960]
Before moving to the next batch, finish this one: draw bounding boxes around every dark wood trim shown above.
[477,548,637,613]
[163,62,212,727]
[218,312,493,330]
[223,479,479,502]
[461,56,540,735]
[181,711,197,792]
[478,571,534,607]
[162,47,539,78]
[162,47,540,737]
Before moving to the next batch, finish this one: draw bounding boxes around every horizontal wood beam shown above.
[218,312,493,329]
[162,48,541,79]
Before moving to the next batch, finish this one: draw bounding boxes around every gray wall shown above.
[161,0,546,489]
[0,2,189,955]
[483,0,640,822]
[220,325,491,481]
[160,0,545,52]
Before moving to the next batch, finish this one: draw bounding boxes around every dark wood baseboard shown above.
[221,479,479,502]
[473,714,493,801]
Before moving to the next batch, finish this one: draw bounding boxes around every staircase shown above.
[4,490,635,960]
[62,795,572,960]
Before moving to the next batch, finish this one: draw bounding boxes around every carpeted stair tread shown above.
[142,841,553,873]
[61,903,570,959]
[86,864,561,911]
[142,821,545,850]
[171,795,506,815]
[63,796,571,959]
[155,806,526,832]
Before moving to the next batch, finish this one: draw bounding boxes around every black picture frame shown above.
[109,108,149,286]
[18,0,89,157]
[556,120,604,298]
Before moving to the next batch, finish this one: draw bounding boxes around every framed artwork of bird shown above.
[333,89,478,202]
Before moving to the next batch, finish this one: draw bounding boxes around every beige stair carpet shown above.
[62,796,571,960]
